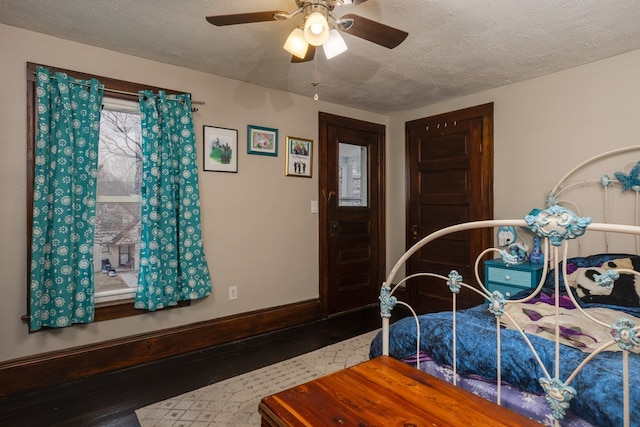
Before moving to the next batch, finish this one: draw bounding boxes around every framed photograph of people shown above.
[285,136,313,178]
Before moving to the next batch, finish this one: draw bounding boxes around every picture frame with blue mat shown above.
[247,124,278,157]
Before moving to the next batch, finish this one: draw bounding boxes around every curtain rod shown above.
[105,86,205,105]
[35,71,205,107]
[106,86,205,112]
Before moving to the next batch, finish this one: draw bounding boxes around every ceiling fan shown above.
[206,0,408,62]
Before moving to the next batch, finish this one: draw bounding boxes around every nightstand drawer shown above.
[486,267,531,288]
[487,283,523,298]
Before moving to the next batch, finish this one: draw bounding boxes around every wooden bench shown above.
[259,355,541,426]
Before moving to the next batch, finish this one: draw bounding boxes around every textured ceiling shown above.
[2,0,640,114]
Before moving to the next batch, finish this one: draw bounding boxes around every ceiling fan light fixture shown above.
[206,4,409,64]
[323,29,348,59]
[283,27,309,59]
[304,12,330,46]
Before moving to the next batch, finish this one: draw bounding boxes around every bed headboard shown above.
[379,146,640,427]
[547,145,640,256]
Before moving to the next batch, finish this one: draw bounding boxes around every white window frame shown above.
[94,97,141,304]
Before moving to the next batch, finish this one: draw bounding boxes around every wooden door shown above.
[405,103,494,313]
[319,112,385,316]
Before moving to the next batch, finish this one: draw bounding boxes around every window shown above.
[94,98,142,304]
[26,62,189,325]
[338,142,368,207]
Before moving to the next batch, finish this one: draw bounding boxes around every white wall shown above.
[386,49,640,273]
[0,23,386,362]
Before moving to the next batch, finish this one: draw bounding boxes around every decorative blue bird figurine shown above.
[614,161,640,192]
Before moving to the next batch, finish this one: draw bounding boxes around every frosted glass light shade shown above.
[283,28,309,59]
[323,29,348,59]
[304,12,329,46]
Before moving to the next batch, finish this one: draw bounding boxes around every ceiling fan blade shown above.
[338,14,408,49]
[206,11,286,26]
[291,46,316,63]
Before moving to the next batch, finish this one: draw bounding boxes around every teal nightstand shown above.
[484,259,544,299]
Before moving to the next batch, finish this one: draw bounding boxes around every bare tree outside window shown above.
[98,109,142,195]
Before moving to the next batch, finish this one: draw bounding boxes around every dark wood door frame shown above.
[319,112,386,318]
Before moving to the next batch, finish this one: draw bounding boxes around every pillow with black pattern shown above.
[567,256,640,308]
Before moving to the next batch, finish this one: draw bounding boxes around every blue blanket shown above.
[369,304,639,427]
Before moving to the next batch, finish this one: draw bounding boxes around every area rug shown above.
[136,329,380,427]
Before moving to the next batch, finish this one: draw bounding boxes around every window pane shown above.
[338,143,368,207]
[94,100,141,301]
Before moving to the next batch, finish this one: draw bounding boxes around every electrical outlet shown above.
[228,286,238,300]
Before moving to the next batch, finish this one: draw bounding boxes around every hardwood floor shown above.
[0,305,383,427]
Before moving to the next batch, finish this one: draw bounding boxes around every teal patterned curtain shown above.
[135,91,212,310]
[30,66,104,331]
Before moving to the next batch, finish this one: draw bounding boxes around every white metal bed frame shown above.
[380,146,640,427]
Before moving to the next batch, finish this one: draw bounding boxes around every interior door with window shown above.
[319,113,385,316]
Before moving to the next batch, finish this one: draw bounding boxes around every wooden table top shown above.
[259,355,541,426]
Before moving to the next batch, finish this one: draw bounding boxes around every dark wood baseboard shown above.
[0,299,321,398]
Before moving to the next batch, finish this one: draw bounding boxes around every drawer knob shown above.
[505,275,511,281]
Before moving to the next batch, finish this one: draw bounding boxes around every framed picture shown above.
[285,136,313,178]
[203,125,238,173]
[247,125,278,156]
